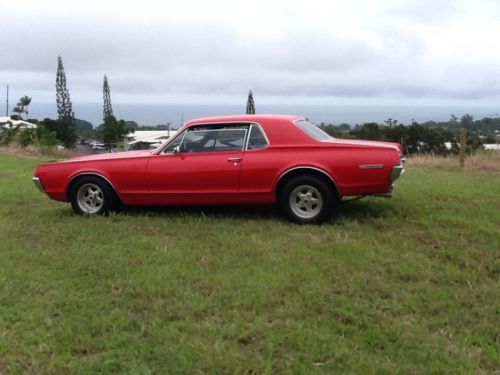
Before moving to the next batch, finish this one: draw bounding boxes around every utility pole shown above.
[459,128,467,168]
[5,85,9,116]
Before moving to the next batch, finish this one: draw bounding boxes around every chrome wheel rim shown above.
[289,185,323,219]
[77,183,104,214]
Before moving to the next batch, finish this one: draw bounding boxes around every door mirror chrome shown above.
[173,145,181,155]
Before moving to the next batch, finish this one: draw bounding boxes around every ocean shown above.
[24,102,500,128]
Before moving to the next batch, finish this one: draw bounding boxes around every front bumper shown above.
[32,176,45,192]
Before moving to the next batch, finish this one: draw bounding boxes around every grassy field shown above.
[0,150,499,373]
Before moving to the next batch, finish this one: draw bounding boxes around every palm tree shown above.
[12,96,32,120]
[12,106,24,119]
[18,96,32,119]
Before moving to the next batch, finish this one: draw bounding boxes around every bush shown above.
[0,122,22,145]
[18,125,59,148]
[37,125,59,147]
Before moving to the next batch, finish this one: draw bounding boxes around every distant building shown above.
[445,142,499,151]
[484,144,500,151]
[125,130,177,150]
[0,116,37,130]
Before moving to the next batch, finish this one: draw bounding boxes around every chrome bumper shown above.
[391,165,405,182]
[375,160,405,198]
[32,176,45,192]
[391,158,406,182]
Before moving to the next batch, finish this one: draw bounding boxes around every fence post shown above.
[459,128,467,168]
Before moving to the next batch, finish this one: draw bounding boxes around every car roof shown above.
[182,114,315,146]
[184,114,303,126]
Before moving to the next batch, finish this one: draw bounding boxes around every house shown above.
[484,144,500,151]
[0,116,37,130]
[126,130,177,150]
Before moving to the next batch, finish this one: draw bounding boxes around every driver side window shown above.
[162,133,184,153]
[180,127,247,153]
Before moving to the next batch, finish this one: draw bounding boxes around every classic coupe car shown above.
[33,115,405,223]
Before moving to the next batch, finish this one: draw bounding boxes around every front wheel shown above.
[279,176,335,224]
[70,176,117,215]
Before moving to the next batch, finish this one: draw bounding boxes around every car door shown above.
[146,125,247,205]
[238,124,277,204]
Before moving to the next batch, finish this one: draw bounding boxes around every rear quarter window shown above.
[295,120,331,141]
[246,125,269,150]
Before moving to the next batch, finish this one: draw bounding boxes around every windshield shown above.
[295,120,331,141]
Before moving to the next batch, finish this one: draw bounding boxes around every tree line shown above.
[320,114,499,155]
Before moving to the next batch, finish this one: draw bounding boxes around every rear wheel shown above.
[70,176,117,215]
[279,175,335,224]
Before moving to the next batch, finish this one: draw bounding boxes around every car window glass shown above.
[162,132,184,153]
[295,120,331,141]
[181,128,247,153]
[247,125,268,150]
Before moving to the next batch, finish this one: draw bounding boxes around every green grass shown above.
[0,152,499,373]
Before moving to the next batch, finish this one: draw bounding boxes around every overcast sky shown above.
[1,0,500,108]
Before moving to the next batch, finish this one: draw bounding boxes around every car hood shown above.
[59,150,153,163]
[323,138,402,153]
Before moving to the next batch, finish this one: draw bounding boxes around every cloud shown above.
[1,0,499,106]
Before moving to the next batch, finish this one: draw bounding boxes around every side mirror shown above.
[173,145,181,154]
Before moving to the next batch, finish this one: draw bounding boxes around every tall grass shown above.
[0,144,79,159]
[407,150,500,172]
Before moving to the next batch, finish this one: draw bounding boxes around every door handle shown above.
[227,157,241,166]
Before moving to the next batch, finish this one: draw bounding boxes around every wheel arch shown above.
[66,172,122,203]
[275,166,340,201]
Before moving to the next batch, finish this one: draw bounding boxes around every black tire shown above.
[279,175,335,224]
[69,176,118,215]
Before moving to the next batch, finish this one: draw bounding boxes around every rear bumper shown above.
[391,158,406,182]
[375,160,405,198]
[391,165,405,182]
[32,176,45,192]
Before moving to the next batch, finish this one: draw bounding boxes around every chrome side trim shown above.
[178,128,248,152]
[277,166,339,195]
[244,123,270,151]
[278,166,335,183]
[158,121,270,154]
[359,164,384,170]
[32,176,45,192]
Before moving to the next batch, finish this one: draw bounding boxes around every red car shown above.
[33,115,405,223]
